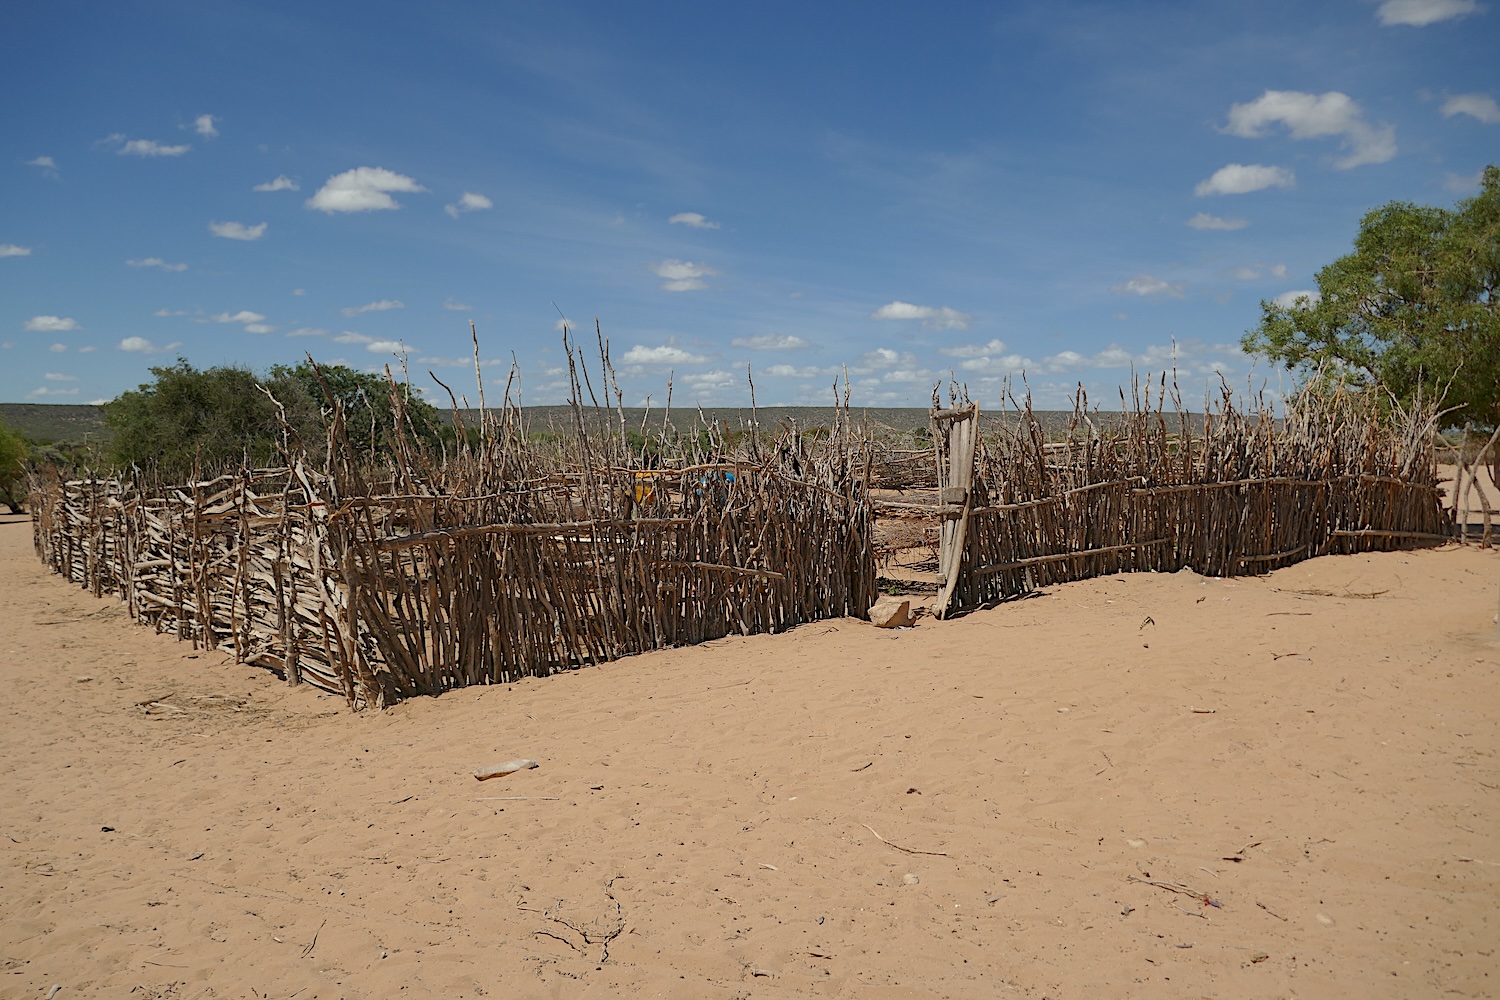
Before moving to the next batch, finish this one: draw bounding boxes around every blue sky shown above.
[2,0,1496,411]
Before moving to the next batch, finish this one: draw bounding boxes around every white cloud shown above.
[878,364,939,385]
[651,259,719,292]
[764,363,829,378]
[0,244,31,257]
[194,114,219,138]
[1444,169,1485,192]
[78,345,97,353]
[26,386,80,398]
[731,334,809,350]
[858,347,906,371]
[1229,263,1287,281]
[1111,275,1186,298]
[1194,163,1296,196]
[127,257,188,272]
[941,339,1009,359]
[1376,0,1479,26]
[205,310,273,335]
[443,298,472,312]
[669,212,720,230]
[25,315,80,332]
[870,300,973,330]
[870,301,932,322]
[26,155,59,177]
[1186,212,1248,231]
[306,166,426,213]
[621,344,708,366]
[209,220,268,241]
[1042,350,1089,372]
[43,372,78,381]
[552,318,573,332]
[118,336,180,353]
[444,192,493,218]
[117,137,192,157]
[334,331,373,344]
[1271,289,1322,309]
[954,350,1031,375]
[1441,93,1500,124]
[211,310,267,325]
[418,355,506,368]
[341,299,404,317]
[286,327,327,338]
[1224,90,1396,169]
[961,340,1247,379]
[682,370,738,392]
[365,339,409,354]
[153,308,189,317]
[49,343,67,352]
[253,175,299,192]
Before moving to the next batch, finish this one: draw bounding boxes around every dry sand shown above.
[2,513,1497,999]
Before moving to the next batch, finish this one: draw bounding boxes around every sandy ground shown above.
[2,513,1498,1000]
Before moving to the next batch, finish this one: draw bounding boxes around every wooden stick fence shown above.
[27,337,877,709]
[931,380,1453,614]
[30,466,361,700]
[25,342,1456,704]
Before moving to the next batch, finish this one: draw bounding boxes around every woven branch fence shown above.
[932,380,1452,614]
[26,342,1458,704]
[29,462,875,708]
[30,466,363,700]
[29,341,876,708]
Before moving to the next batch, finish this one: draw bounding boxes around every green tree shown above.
[104,360,286,478]
[265,360,442,459]
[103,358,442,480]
[0,419,27,513]
[1242,165,1499,428]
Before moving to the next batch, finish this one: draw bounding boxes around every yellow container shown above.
[632,471,659,504]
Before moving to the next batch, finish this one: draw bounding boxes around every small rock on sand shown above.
[869,598,913,628]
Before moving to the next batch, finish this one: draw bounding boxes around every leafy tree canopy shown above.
[103,359,440,480]
[0,419,27,513]
[1242,165,1499,428]
[266,360,441,458]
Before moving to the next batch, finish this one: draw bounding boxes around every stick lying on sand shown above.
[1126,874,1222,908]
[862,823,949,857]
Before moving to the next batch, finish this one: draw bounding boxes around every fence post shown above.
[933,402,980,618]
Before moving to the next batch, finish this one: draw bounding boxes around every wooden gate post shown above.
[932,402,979,618]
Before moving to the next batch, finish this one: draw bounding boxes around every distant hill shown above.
[0,403,110,444]
[450,405,1130,440]
[0,401,1176,448]
[456,405,936,437]
[0,402,940,445]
